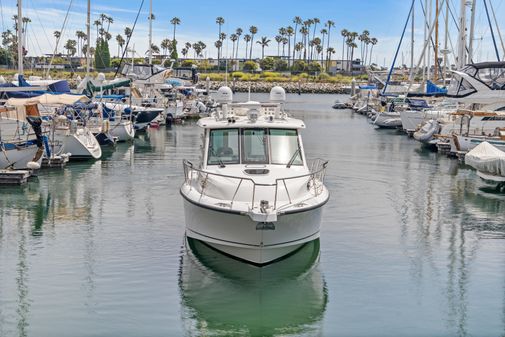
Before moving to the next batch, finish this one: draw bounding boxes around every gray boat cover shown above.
[465,141,505,177]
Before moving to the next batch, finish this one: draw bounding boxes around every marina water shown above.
[1,93,505,336]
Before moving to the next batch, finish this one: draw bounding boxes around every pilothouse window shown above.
[241,129,269,164]
[270,129,302,165]
[208,129,240,165]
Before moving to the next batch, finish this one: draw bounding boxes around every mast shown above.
[148,0,152,65]
[457,0,467,68]
[17,0,23,75]
[468,0,476,63]
[86,0,91,76]
[411,0,415,71]
[427,0,432,81]
[443,0,449,81]
[422,0,427,84]
[434,0,439,81]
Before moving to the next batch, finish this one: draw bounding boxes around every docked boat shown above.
[180,86,329,265]
[332,99,349,109]
[0,105,44,170]
[465,141,505,183]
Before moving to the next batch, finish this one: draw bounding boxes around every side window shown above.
[208,129,240,165]
[270,129,303,165]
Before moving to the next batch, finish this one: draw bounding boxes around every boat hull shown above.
[0,143,42,169]
[55,130,102,159]
[182,198,323,265]
[109,120,135,142]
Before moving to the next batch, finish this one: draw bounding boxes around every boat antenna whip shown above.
[113,0,145,79]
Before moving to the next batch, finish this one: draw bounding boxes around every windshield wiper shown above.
[286,148,301,168]
[209,147,226,168]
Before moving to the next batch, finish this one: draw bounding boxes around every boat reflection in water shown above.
[179,238,327,337]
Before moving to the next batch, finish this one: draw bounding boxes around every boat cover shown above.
[465,141,505,177]
[6,93,89,106]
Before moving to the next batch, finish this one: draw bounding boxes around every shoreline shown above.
[207,80,350,94]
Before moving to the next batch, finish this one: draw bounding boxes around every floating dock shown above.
[0,170,32,185]
[42,155,70,169]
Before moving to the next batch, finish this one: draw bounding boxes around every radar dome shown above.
[215,86,233,103]
[270,86,286,102]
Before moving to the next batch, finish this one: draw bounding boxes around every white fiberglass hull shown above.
[109,120,135,142]
[54,129,101,159]
[182,198,323,265]
[456,135,505,152]
[0,144,42,169]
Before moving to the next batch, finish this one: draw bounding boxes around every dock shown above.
[42,155,70,169]
[0,170,32,185]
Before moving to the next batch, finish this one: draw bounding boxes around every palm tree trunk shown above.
[341,37,345,72]
[249,36,254,59]
[277,42,280,57]
[292,24,298,66]
[369,45,374,65]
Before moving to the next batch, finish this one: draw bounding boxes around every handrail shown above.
[182,158,328,211]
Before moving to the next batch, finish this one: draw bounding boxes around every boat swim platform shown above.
[0,170,32,185]
[42,155,69,169]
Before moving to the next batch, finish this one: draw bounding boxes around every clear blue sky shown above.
[2,0,504,65]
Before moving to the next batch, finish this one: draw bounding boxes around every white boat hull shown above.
[0,143,42,169]
[373,112,402,128]
[182,198,323,265]
[54,129,102,159]
[109,120,135,142]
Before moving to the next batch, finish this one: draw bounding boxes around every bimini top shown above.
[466,61,505,70]
[198,86,306,129]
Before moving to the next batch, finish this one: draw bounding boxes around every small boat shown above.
[465,141,505,183]
[332,100,348,109]
[373,111,403,129]
[180,86,329,265]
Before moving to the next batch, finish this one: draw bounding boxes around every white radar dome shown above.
[269,86,286,102]
[215,86,233,103]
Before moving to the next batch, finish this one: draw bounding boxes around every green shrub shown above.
[259,57,275,71]
[243,60,258,72]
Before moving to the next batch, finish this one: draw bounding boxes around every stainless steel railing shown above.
[182,159,328,211]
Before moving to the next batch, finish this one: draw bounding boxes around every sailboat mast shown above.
[17,0,23,75]
[411,0,415,71]
[148,0,152,65]
[443,0,449,81]
[457,0,467,68]
[468,0,476,63]
[434,0,439,81]
[86,0,91,75]
[422,0,427,84]
[427,0,432,81]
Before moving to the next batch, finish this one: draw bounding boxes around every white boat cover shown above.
[465,141,505,177]
[6,93,89,106]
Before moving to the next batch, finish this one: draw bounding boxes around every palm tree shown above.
[235,28,243,59]
[349,41,357,74]
[257,36,270,59]
[230,34,238,59]
[198,41,207,57]
[93,20,101,41]
[325,20,335,70]
[181,48,188,58]
[294,42,304,60]
[292,16,302,65]
[161,38,171,56]
[327,47,335,71]
[243,34,251,59]
[170,17,181,41]
[64,39,77,57]
[281,37,288,58]
[320,29,327,67]
[124,27,132,39]
[300,26,309,61]
[369,37,378,65]
[286,26,294,63]
[275,35,283,57]
[340,29,348,72]
[216,17,225,38]
[75,30,86,57]
[53,31,61,54]
[311,18,320,57]
[248,26,258,59]
[215,40,222,69]
[150,43,160,54]
[115,34,125,57]
[105,16,114,34]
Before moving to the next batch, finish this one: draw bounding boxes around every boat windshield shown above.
[242,128,269,164]
[208,129,240,165]
[270,129,302,165]
[207,128,302,166]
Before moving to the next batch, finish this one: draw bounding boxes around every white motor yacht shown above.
[180,86,329,265]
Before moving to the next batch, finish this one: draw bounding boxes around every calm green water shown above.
[1,93,505,337]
